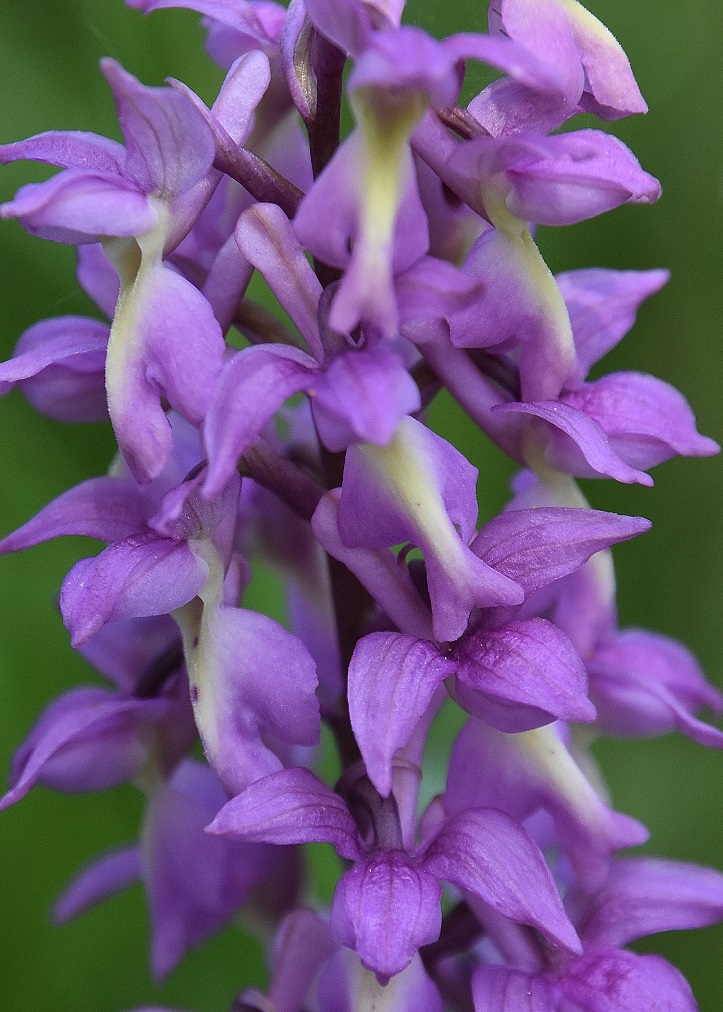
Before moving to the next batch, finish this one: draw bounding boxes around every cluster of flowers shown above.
[2,0,722,1008]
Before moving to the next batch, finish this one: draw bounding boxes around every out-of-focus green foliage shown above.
[0,0,721,1008]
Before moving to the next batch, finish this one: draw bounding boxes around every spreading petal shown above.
[0,316,108,422]
[569,857,723,949]
[0,130,126,173]
[557,268,669,381]
[587,629,723,747]
[203,344,317,498]
[2,689,167,809]
[561,371,720,469]
[235,202,323,360]
[1,169,157,244]
[493,400,654,485]
[489,0,647,120]
[101,58,216,199]
[208,767,361,860]
[471,507,650,597]
[60,534,209,646]
[423,809,581,953]
[502,130,661,225]
[53,846,142,923]
[0,477,149,554]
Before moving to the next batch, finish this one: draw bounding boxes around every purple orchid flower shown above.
[1,0,720,1006]
[202,324,421,497]
[0,609,192,813]
[201,201,490,497]
[0,612,287,979]
[336,416,525,642]
[538,565,723,749]
[444,717,649,891]
[0,236,123,424]
[472,856,723,1011]
[164,47,317,324]
[296,23,482,337]
[441,131,661,406]
[55,759,299,980]
[312,421,653,653]
[294,18,578,339]
[346,503,650,797]
[482,0,648,134]
[506,472,723,747]
[557,267,670,385]
[586,629,723,748]
[0,416,320,796]
[208,765,582,982]
[404,138,695,496]
[0,316,109,423]
[410,266,717,485]
[1,686,171,811]
[128,0,317,192]
[1,60,229,482]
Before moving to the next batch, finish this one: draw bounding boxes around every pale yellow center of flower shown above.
[102,200,169,418]
[361,418,470,576]
[559,0,634,108]
[513,724,608,831]
[351,87,427,279]
[560,0,623,51]
[483,187,576,397]
[172,537,225,761]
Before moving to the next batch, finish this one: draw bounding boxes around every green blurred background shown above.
[0,0,721,1007]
